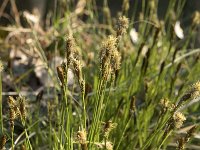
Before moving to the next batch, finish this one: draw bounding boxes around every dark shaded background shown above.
[0,0,200,46]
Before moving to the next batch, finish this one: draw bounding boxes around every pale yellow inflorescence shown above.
[77,130,87,144]
[116,16,129,37]
[160,98,175,111]
[173,112,186,129]
[97,141,113,150]
[100,35,120,80]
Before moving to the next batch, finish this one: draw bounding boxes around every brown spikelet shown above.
[57,65,65,84]
[66,35,77,67]
[18,96,26,120]
[185,126,197,141]
[73,59,82,81]
[7,96,17,131]
[72,58,85,94]
[9,107,15,131]
[8,96,16,107]
[177,125,197,150]
[0,135,6,150]
[8,96,20,117]
[57,63,68,85]
[177,137,184,150]
[178,81,200,107]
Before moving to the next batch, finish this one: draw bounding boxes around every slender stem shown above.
[0,74,3,134]
[11,128,14,150]
[82,92,87,130]
[21,118,32,150]
[158,130,172,149]
[116,116,132,150]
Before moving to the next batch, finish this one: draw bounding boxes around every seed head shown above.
[9,107,15,131]
[57,63,67,85]
[103,7,111,22]
[192,11,200,25]
[173,112,186,129]
[76,130,87,145]
[111,50,121,72]
[149,0,156,11]
[178,81,200,106]
[72,58,85,94]
[8,96,16,107]
[99,141,113,150]
[100,35,118,79]
[160,98,175,111]
[116,16,129,37]
[103,120,117,138]
[122,0,130,13]
[66,35,77,67]
[7,96,18,130]
[177,137,184,150]
[57,65,65,85]
[102,63,112,81]
[77,130,87,150]
[185,125,197,142]
[177,125,197,150]
[73,59,82,80]
[101,35,117,59]
[190,81,200,98]
[0,135,6,150]
[17,96,26,120]
[8,96,27,129]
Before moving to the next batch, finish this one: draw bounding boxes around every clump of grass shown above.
[0,0,200,149]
